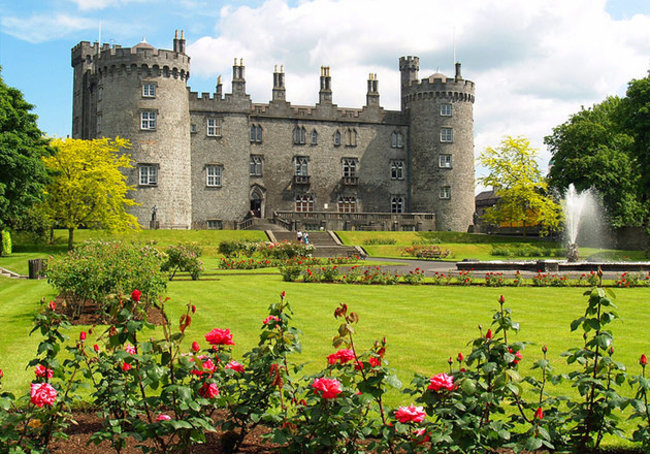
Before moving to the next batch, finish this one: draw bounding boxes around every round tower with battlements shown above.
[71,31,192,228]
[400,56,475,232]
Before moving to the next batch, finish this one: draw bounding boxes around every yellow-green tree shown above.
[42,137,139,249]
[478,135,562,236]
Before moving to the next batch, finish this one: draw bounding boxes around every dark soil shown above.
[49,411,278,454]
[53,295,166,326]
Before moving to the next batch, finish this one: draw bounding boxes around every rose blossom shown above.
[93,344,99,352]
[122,362,132,372]
[199,382,220,399]
[485,329,493,340]
[125,344,136,355]
[35,365,54,379]
[205,328,235,346]
[427,373,455,391]
[80,331,87,341]
[508,348,523,365]
[641,354,648,366]
[395,405,426,423]
[414,428,430,445]
[327,349,356,365]
[457,352,464,362]
[312,377,342,399]
[48,301,56,311]
[192,356,215,376]
[30,382,57,407]
[131,289,141,302]
[225,360,245,373]
[263,315,280,325]
[192,341,201,352]
[156,414,172,421]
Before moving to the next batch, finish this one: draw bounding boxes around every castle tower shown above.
[366,73,379,107]
[400,57,475,232]
[319,66,332,104]
[272,65,286,101]
[232,58,246,96]
[72,31,193,228]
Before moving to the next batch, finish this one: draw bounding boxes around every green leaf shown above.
[525,436,543,451]
[595,332,613,349]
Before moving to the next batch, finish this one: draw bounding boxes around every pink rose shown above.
[156,414,172,421]
[327,348,356,365]
[199,382,220,399]
[35,365,54,379]
[125,345,136,355]
[508,348,523,365]
[312,377,342,399]
[30,382,57,407]
[205,328,235,346]
[428,373,455,391]
[131,289,141,302]
[414,428,430,445]
[395,405,426,423]
[263,315,280,325]
[192,357,215,376]
[225,360,245,373]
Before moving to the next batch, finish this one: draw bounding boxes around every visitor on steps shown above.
[297,231,303,243]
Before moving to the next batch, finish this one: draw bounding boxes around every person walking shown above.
[297,230,303,243]
[304,232,309,245]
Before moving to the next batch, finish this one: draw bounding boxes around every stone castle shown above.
[71,31,475,231]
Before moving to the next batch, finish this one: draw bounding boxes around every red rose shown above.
[263,315,280,325]
[508,348,523,365]
[534,407,543,420]
[199,382,220,399]
[281,291,286,298]
[48,301,56,311]
[312,377,342,399]
[225,360,245,373]
[0,369,4,379]
[131,289,141,302]
[192,341,201,352]
[428,373,455,391]
[327,348,356,365]
[192,356,215,376]
[395,405,426,423]
[80,331,87,341]
[205,328,235,346]
[35,365,54,379]
[368,356,381,367]
[121,362,132,372]
[485,329,493,340]
[93,344,99,352]
[641,354,648,366]
[457,352,464,362]
[414,427,430,445]
[499,295,505,304]
[156,414,172,421]
[30,382,57,407]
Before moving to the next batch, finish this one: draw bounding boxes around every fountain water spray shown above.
[562,184,606,262]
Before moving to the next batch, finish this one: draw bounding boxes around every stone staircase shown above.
[270,231,364,258]
[0,266,26,279]
[241,217,290,231]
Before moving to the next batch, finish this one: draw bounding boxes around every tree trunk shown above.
[0,227,4,257]
[49,226,55,245]
[67,227,74,250]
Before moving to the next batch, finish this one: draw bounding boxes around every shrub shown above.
[1,230,11,255]
[402,267,425,285]
[363,237,397,245]
[485,271,505,287]
[279,265,302,282]
[218,240,249,257]
[402,245,450,259]
[161,242,204,280]
[259,241,314,259]
[320,266,340,282]
[46,240,167,319]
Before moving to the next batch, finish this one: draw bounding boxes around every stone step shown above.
[0,266,27,279]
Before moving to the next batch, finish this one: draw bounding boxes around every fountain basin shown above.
[457,261,650,273]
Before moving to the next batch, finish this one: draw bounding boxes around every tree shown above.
[618,71,650,208]
[545,97,645,228]
[42,137,139,249]
[478,135,562,236]
[0,67,52,255]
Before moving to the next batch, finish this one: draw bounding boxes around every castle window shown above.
[440,128,453,143]
[141,111,156,130]
[142,83,156,97]
[250,155,263,177]
[295,195,314,212]
[334,130,341,147]
[391,131,403,148]
[294,156,309,176]
[207,118,222,137]
[440,103,452,116]
[207,220,223,230]
[250,124,262,143]
[391,195,404,213]
[97,87,103,102]
[439,154,452,168]
[138,164,158,186]
[337,196,357,213]
[391,160,404,180]
[191,124,197,133]
[293,126,306,145]
[311,129,318,145]
[345,128,357,147]
[206,165,223,187]
[96,114,102,134]
[342,158,358,177]
[440,186,451,199]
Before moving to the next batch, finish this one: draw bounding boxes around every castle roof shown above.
[428,71,448,82]
[133,38,155,50]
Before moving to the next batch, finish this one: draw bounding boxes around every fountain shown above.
[562,184,603,262]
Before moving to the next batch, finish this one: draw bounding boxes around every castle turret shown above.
[72,32,193,228]
[319,66,332,104]
[232,58,246,96]
[401,57,475,232]
[272,65,286,101]
[366,73,379,107]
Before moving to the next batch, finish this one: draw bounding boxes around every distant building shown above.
[72,31,476,231]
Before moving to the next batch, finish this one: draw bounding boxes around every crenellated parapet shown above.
[402,76,475,105]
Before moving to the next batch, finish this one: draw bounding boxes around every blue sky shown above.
[1,0,649,179]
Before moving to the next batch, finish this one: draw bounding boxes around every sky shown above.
[1,0,649,189]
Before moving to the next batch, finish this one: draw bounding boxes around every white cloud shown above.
[1,13,96,43]
[65,0,148,11]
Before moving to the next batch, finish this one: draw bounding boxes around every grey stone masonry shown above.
[72,32,476,232]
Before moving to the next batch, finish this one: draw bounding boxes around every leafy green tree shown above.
[0,67,52,255]
[42,137,139,249]
[545,97,645,228]
[478,135,562,236]
[618,71,650,207]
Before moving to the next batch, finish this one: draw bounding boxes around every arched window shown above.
[293,126,306,145]
[345,128,357,147]
[334,130,341,146]
[311,129,318,145]
[250,124,262,143]
[391,131,403,148]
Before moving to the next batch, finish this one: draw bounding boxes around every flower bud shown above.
[48,301,56,311]
[499,295,505,304]
[192,341,200,352]
[608,346,614,356]
[80,331,87,341]
[534,407,543,420]
[0,369,4,378]
[131,289,141,302]
[641,354,648,366]
[93,344,99,352]
[542,345,548,354]
[448,356,453,365]
[191,305,196,314]
[485,329,493,340]
[281,291,286,298]
[457,352,464,362]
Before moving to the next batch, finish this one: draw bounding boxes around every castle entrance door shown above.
[250,187,264,218]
